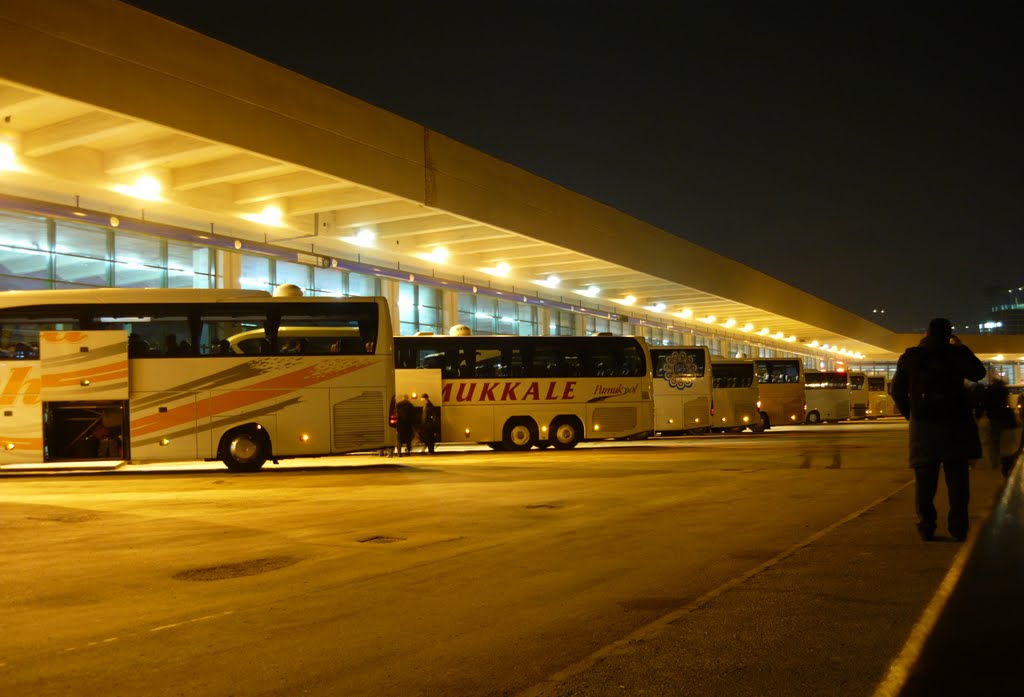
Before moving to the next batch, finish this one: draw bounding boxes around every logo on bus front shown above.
[663,351,697,390]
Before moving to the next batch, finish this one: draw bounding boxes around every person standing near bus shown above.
[891,318,986,542]
[419,393,441,454]
[394,395,417,456]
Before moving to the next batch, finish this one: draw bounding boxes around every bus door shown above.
[39,330,129,461]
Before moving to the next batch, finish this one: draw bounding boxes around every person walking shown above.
[419,393,441,454]
[979,376,1015,472]
[394,395,417,456]
[891,318,986,542]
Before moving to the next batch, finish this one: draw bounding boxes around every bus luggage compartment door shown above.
[43,401,127,461]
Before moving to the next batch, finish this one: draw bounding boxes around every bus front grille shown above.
[332,391,386,452]
[592,406,637,434]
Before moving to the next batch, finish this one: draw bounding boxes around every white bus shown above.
[394,334,655,450]
[753,358,806,429]
[0,288,395,471]
[650,346,712,434]
[866,376,895,418]
[847,371,869,419]
[710,358,762,432]
[803,370,851,424]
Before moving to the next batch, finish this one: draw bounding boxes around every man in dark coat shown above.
[891,318,986,541]
[394,395,417,456]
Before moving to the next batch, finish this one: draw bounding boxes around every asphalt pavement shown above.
[519,462,1007,697]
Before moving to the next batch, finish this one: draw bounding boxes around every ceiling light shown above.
[340,227,376,247]
[758,328,770,335]
[676,308,694,319]
[545,274,560,287]
[699,315,716,324]
[740,323,754,332]
[114,174,163,202]
[418,246,449,264]
[578,285,600,298]
[621,295,637,306]
[0,142,17,170]
[354,227,376,246]
[723,318,737,328]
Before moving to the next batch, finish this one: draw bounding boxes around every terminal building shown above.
[3,0,1024,380]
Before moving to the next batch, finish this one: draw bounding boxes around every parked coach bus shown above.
[803,370,851,424]
[0,288,395,471]
[848,371,869,419]
[650,345,712,434]
[710,358,762,432]
[394,334,655,450]
[867,375,896,418]
[753,358,806,430]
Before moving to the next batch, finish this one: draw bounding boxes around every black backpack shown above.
[908,347,960,421]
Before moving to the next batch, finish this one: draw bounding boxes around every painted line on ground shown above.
[517,479,915,697]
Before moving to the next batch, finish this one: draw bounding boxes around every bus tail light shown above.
[388,396,397,427]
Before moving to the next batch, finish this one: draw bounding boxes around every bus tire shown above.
[220,425,270,472]
[805,410,822,425]
[549,417,582,450]
[503,418,538,451]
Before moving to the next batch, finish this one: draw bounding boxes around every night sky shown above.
[124,1,1022,334]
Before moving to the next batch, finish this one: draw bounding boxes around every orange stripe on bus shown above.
[41,364,129,388]
[0,436,43,449]
[40,331,89,343]
[131,361,372,437]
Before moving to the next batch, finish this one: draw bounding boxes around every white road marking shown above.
[518,479,915,697]
[149,610,235,633]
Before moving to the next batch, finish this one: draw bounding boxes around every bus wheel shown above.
[221,426,270,472]
[805,410,822,425]
[549,417,582,450]
[503,419,538,451]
